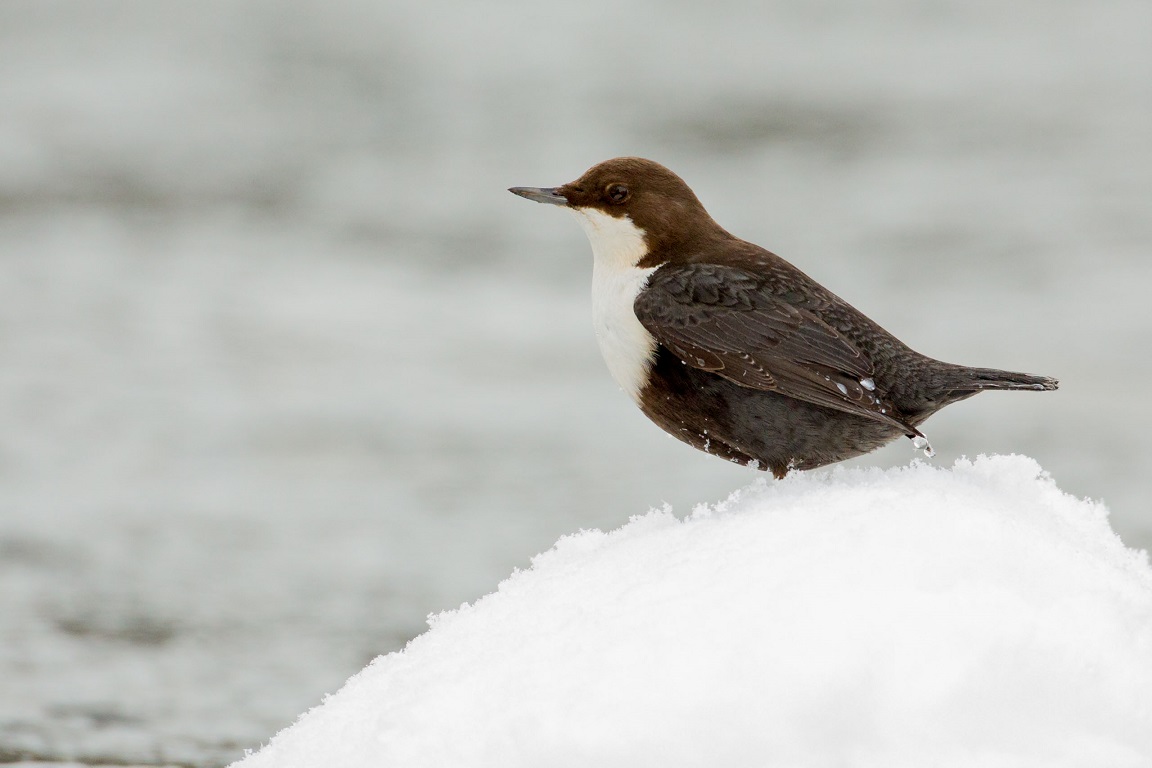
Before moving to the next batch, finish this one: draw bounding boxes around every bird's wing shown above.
[634,262,919,435]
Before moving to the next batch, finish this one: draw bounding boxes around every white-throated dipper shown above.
[510,157,1058,478]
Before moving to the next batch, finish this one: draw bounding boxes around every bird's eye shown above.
[606,184,630,204]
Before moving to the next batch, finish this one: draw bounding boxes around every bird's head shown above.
[510,157,724,268]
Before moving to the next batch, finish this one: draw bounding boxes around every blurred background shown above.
[0,1,1148,765]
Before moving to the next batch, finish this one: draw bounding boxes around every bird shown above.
[509,157,1057,478]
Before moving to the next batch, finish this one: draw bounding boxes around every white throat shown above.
[569,208,659,402]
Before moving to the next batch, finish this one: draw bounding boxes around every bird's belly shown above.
[638,347,904,474]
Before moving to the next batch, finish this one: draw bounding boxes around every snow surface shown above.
[236,455,1152,768]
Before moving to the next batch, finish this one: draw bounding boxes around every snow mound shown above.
[236,455,1152,768]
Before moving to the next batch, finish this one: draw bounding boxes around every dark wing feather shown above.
[634,263,919,435]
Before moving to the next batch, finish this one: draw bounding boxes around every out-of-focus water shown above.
[0,1,1149,765]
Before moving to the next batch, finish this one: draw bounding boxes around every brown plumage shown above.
[511,157,1057,478]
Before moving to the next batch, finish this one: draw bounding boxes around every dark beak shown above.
[508,186,568,206]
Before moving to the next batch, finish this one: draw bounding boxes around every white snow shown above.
[235,455,1152,768]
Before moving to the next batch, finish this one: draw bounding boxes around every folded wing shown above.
[633,262,921,437]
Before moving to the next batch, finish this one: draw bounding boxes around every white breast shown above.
[569,208,659,402]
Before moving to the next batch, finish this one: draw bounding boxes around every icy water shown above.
[1,1,1149,765]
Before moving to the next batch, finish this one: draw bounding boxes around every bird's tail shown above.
[941,365,1059,393]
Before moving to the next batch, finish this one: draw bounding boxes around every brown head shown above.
[510,157,729,263]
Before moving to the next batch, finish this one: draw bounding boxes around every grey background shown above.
[1,1,1149,765]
